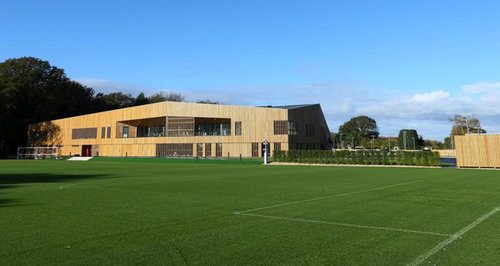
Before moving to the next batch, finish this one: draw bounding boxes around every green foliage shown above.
[397,129,424,150]
[338,116,379,148]
[273,150,440,166]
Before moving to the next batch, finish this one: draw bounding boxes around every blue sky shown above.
[2,0,500,140]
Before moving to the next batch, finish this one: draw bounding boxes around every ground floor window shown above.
[156,143,193,157]
[196,143,203,157]
[205,143,212,157]
[252,143,259,157]
[216,143,223,157]
[273,143,281,155]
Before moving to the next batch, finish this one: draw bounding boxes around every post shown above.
[412,137,416,150]
[403,131,407,150]
[263,140,269,165]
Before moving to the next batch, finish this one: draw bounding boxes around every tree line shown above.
[0,57,217,157]
[332,115,486,151]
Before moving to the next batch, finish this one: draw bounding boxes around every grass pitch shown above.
[1,158,500,265]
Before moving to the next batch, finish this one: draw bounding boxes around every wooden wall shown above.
[455,134,500,168]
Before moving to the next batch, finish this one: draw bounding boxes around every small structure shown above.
[454,134,500,169]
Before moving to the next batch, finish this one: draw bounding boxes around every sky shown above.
[2,0,500,140]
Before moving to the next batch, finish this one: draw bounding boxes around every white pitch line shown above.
[407,206,500,266]
[237,213,451,237]
[234,181,419,214]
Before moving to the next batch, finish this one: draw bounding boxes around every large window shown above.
[195,118,231,136]
[274,121,298,135]
[72,128,97,139]
[166,117,194,136]
[101,127,106,138]
[138,126,165,137]
[156,143,193,157]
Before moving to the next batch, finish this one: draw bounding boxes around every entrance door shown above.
[82,145,92,156]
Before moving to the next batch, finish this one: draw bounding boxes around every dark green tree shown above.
[133,92,150,106]
[338,116,379,148]
[397,129,424,150]
[0,57,95,156]
[93,92,135,111]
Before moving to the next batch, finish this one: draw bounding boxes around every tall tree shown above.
[0,57,95,156]
[397,129,424,150]
[133,92,150,106]
[338,116,379,147]
[450,115,486,135]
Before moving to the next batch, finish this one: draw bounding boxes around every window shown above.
[196,143,203,157]
[107,127,111,138]
[216,143,223,157]
[274,143,281,155]
[101,127,106,138]
[156,143,193,157]
[252,143,259,157]
[72,128,97,139]
[274,121,298,135]
[274,121,288,135]
[205,143,212,157]
[235,121,242,135]
[122,126,129,138]
[288,121,298,135]
[166,117,195,136]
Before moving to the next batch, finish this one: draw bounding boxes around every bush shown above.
[273,149,440,167]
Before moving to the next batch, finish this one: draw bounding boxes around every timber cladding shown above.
[455,134,500,168]
[30,101,331,158]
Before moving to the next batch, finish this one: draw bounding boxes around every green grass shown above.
[1,158,500,265]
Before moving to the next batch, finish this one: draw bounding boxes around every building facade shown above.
[29,101,331,158]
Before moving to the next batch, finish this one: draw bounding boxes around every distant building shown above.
[29,101,331,158]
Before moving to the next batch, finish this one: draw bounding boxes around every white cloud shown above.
[411,90,449,104]
[461,82,500,94]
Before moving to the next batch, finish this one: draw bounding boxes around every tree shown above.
[93,92,135,111]
[338,116,379,147]
[0,57,95,156]
[196,100,220,104]
[133,92,150,106]
[148,92,185,103]
[397,129,424,150]
[450,115,486,135]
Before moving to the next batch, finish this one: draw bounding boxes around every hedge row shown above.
[273,150,441,166]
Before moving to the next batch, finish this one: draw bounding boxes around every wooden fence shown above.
[455,134,500,169]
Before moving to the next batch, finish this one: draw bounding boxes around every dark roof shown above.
[258,104,317,110]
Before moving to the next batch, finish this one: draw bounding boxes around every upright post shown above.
[263,140,269,165]
[403,131,407,150]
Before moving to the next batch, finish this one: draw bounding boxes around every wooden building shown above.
[29,101,331,158]
[455,134,500,169]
